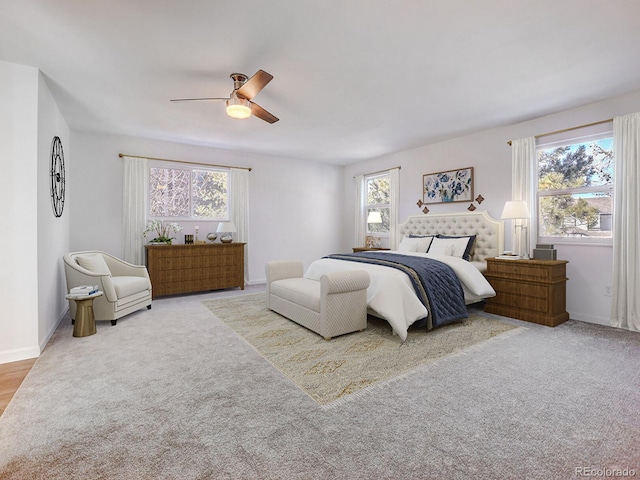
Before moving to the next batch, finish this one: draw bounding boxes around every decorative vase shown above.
[220,234,233,243]
[207,232,217,243]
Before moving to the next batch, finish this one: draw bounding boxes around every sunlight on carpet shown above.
[203,294,520,406]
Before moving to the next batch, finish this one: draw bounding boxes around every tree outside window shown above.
[149,166,229,220]
[191,169,228,219]
[537,137,613,240]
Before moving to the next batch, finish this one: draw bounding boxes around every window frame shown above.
[363,172,391,238]
[536,130,614,246]
[148,161,230,222]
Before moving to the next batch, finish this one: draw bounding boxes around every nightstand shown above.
[484,258,569,327]
[352,247,390,253]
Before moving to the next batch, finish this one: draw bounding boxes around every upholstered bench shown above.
[265,261,370,340]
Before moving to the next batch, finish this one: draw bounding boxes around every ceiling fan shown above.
[171,70,279,123]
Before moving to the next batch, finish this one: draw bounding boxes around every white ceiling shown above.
[2,1,640,165]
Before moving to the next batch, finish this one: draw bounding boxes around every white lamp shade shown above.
[367,211,383,223]
[216,221,237,233]
[501,200,530,219]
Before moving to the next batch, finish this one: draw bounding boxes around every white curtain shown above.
[611,112,640,331]
[388,167,400,250]
[230,168,249,284]
[122,156,148,265]
[511,137,537,257]
[354,174,366,247]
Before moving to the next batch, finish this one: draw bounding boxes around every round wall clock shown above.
[50,136,65,217]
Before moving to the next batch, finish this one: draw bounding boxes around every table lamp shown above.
[216,221,237,243]
[501,200,530,258]
[366,211,383,248]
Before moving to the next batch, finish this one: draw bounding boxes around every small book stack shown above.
[70,285,99,296]
[496,252,522,260]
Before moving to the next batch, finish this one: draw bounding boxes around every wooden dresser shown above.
[145,243,245,298]
[484,258,569,327]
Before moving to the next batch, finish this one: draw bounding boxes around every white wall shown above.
[69,132,344,285]
[0,61,40,363]
[247,155,344,283]
[37,73,71,351]
[0,61,73,364]
[342,89,640,326]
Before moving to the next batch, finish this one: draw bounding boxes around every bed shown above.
[304,210,504,341]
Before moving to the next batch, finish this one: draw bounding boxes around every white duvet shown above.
[304,251,495,341]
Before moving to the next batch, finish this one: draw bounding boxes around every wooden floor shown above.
[0,358,37,418]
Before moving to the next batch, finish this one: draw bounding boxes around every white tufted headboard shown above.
[397,211,504,262]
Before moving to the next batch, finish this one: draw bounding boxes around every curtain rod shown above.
[507,118,613,146]
[353,165,401,178]
[118,153,252,171]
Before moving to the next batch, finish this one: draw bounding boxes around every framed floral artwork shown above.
[423,167,474,204]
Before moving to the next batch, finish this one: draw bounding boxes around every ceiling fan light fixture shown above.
[172,70,277,123]
[226,96,252,119]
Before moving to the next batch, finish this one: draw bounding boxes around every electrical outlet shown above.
[605,285,612,297]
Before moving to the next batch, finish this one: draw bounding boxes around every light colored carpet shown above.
[0,287,638,479]
[203,293,520,406]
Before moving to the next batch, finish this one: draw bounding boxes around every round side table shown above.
[66,291,103,337]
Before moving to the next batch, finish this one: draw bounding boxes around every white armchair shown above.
[63,251,152,325]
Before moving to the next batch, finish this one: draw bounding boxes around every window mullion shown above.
[539,185,613,196]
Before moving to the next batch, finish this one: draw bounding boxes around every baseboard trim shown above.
[0,307,69,365]
[569,312,610,326]
[39,306,69,353]
[0,346,40,365]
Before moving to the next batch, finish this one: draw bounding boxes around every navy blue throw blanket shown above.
[324,252,468,329]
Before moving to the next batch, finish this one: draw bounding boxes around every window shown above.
[365,173,390,235]
[536,133,613,242]
[149,165,229,220]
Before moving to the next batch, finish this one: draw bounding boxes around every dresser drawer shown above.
[486,262,549,281]
[487,278,549,299]
[488,291,550,313]
[486,260,566,282]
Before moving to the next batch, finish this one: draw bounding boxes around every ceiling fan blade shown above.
[170,97,229,102]
[250,101,279,123]
[236,70,273,100]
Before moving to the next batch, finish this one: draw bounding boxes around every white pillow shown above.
[408,235,434,252]
[398,236,433,253]
[427,237,466,257]
[398,238,417,253]
[76,254,110,275]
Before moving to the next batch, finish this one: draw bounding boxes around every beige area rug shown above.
[203,294,521,406]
